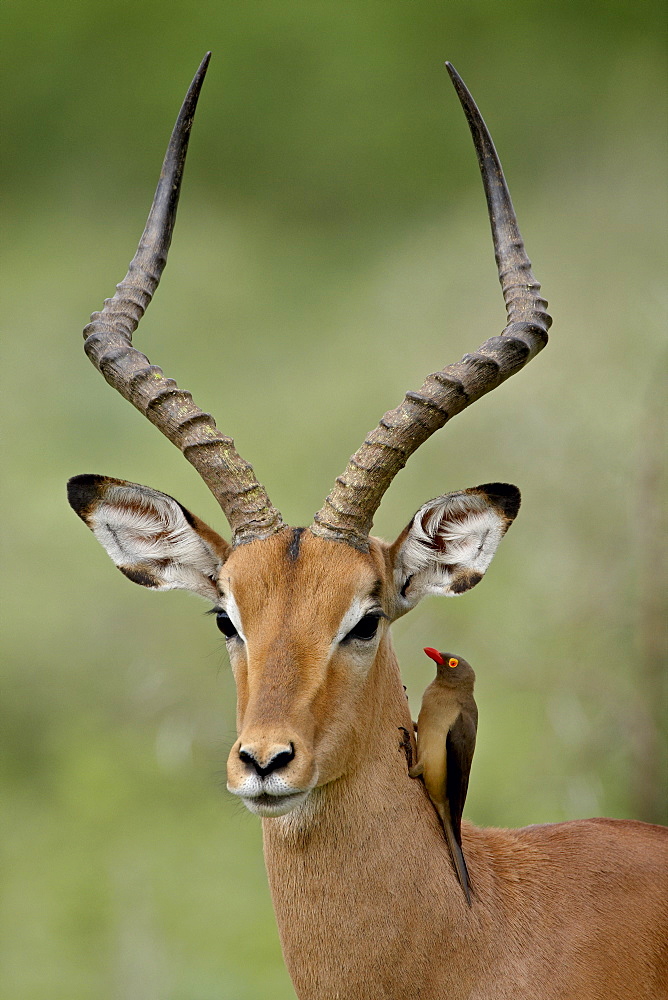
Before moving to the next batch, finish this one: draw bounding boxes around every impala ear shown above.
[389,483,520,611]
[67,474,230,602]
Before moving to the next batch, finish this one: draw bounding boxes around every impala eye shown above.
[216,611,238,639]
[343,614,382,643]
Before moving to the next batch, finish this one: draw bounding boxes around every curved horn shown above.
[82,53,284,546]
[310,63,552,551]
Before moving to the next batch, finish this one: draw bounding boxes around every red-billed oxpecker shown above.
[410,648,478,905]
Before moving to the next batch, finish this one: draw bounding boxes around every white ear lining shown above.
[396,492,511,601]
[91,487,218,571]
[88,485,224,601]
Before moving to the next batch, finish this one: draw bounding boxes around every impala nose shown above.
[238,742,296,778]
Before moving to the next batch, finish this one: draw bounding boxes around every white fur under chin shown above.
[229,770,319,819]
[240,790,312,818]
[270,788,324,833]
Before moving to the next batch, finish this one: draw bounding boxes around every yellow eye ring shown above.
[448,658,459,668]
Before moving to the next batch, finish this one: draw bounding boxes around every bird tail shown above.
[439,807,472,906]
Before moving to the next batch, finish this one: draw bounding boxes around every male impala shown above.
[68,55,668,999]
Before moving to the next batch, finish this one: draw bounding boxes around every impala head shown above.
[67,54,550,819]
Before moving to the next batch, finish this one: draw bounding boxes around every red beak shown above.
[424,647,446,665]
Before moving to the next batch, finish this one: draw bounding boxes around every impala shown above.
[68,54,668,999]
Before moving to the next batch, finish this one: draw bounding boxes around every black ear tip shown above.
[476,482,521,521]
[67,474,106,516]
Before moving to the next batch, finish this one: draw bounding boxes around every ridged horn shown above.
[310,62,552,551]
[81,53,284,546]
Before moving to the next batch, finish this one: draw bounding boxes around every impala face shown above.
[222,530,389,816]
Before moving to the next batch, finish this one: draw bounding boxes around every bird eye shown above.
[216,611,238,639]
[343,614,381,643]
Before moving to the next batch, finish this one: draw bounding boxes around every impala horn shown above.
[310,63,552,551]
[82,53,284,546]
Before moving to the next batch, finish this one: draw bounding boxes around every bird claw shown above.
[397,726,414,769]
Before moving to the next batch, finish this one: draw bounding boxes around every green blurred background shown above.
[2,1,666,996]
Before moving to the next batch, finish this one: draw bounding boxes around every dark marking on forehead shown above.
[287,527,306,562]
[369,579,383,602]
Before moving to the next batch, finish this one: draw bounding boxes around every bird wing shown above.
[445,709,477,848]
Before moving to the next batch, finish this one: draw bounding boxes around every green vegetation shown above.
[1,2,665,996]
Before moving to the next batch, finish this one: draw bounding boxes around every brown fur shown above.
[69,486,668,998]
[222,532,668,1000]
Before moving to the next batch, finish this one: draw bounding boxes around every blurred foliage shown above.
[1,1,666,997]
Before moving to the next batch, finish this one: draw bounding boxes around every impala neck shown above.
[262,637,475,999]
